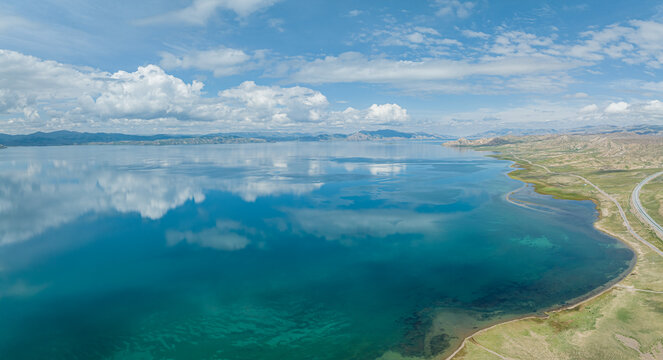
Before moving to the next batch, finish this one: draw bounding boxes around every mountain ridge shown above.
[0,129,454,146]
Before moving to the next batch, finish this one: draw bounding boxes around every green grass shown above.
[448,135,663,360]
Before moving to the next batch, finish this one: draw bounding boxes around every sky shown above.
[1,0,663,135]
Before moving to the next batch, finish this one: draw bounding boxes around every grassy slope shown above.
[640,177,663,230]
[449,135,663,360]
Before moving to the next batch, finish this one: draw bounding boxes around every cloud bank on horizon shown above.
[1,0,663,135]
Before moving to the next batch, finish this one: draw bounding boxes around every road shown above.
[508,154,663,258]
[448,157,663,360]
[631,171,663,238]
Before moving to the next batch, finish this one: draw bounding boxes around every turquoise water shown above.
[0,142,632,359]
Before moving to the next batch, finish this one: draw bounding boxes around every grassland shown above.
[640,176,663,230]
[446,133,663,360]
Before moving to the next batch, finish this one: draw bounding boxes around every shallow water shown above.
[0,142,633,359]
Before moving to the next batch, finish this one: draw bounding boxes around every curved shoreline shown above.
[442,154,643,360]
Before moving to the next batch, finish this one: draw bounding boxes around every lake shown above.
[0,142,633,359]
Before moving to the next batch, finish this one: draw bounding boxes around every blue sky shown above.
[1,0,663,135]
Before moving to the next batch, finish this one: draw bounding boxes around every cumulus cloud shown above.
[579,104,599,113]
[605,101,630,113]
[84,65,205,119]
[366,103,408,123]
[137,0,281,26]
[327,103,409,127]
[0,50,409,133]
[219,81,329,125]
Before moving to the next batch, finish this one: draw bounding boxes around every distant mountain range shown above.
[1,125,661,148]
[0,129,453,147]
[468,124,663,139]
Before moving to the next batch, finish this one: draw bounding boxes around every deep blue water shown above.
[0,142,632,359]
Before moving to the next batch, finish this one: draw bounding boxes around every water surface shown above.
[0,142,633,359]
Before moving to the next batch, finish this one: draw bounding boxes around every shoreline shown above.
[442,151,642,360]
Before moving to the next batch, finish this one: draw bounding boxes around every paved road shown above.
[632,171,663,238]
[447,157,663,360]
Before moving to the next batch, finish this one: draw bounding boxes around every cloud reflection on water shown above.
[0,145,335,245]
[288,208,445,243]
[166,220,251,251]
[0,143,472,246]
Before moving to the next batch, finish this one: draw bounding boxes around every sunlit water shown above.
[0,142,633,359]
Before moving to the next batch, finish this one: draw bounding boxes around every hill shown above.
[0,129,451,146]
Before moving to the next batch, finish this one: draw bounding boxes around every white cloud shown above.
[461,29,489,39]
[160,47,258,77]
[503,74,574,93]
[565,92,589,99]
[579,104,599,113]
[300,19,663,94]
[327,104,409,127]
[0,11,96,56]
[0,50,410,133]
[605,101,630,113]
[566,20,663,67]
[437,98,663,136]
[267,18,285,32]
[347,10,363,17]
[641,81,663,92]
[644,99,663,111]
[433,0,475,18]
[218,80,330,126]
[138,0,281,25]
[489,31,556,56]
[0,13,32,33]
[288,51,581,86]
[366,103,408,123]
[85,65,204,119]
[364,25,462,49]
